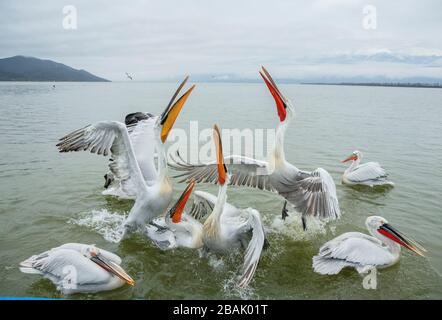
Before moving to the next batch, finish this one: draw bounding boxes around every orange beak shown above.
[213,124,227,185]
[160,76,195,143]
[170,179,196,223]
[341,155,358,163]
[259,66,287,122]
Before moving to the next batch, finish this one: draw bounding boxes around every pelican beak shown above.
[341,155,358,163]
[378,223,427,257]
[90,253,135,286]
[213,124,227,185]
[259,66,287,122]
[160,76,195,143]
[169,179,196,223]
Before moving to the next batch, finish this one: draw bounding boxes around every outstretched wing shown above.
[57,121,147,198]
[282,168,340,220]
[236,208,266,288]
[169,151,275,192]
[312,232,393,275]
[187,190,238,221]
[126,116,158,183]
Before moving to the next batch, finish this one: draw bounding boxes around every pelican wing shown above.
[126,116,158,183]
[236,208,266,288]
[282,168,340,220]
[190,191,265,287]
[57,243,122,265]
[169,151,275,192]
[20,248,112,287]
[187,190,237,220]
[57,121,147,198]
[346,162,388,184]
[312,232,394,275]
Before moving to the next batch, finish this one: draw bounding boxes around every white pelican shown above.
[341,151,394,187]
[195,125,266,288]
[102,78,190,199]
[170,67,340,230]
[313,216,426,275]
[19,243,134,294]
[57,78,195,237]
[144,179,204,250]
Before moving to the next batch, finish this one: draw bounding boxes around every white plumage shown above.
[19,243,133,294]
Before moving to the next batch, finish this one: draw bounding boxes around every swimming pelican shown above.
[145,179,204,250]
[19,243,134,294]
[57,77,195,236]
[170,67,340,230]
[341,151,394,187]
[194,125,267,288]
[312,216,426,276]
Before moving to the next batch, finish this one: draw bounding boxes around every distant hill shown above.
[0,56,110,82]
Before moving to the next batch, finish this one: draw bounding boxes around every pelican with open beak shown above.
[57,77,195,238]
[170,67,340,230]
[20,243,134,294]
[145,179,204,250]
[179,125,268,288]
[313,216,426,276]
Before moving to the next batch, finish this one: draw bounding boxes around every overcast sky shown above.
[1,0,442,81]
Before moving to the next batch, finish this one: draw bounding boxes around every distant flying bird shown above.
[341,151,394,187]
[313,216,425,276]
[169,67,340,230]
[20,243,134,294]
[126,72,133,80]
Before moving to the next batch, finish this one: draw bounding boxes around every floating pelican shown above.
[145,179,203,250]
[170,67,340,230]
[57,77,195,236]
[19,243,134,294]
[341,150,394,187]
[313,216,426,276]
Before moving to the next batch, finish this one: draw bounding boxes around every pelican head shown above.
[341,150,362,163]
[158,76,195,143]
[84,246,135,286]
[259,66,294,122]
[168,179,196,223]
[366,216,426,257]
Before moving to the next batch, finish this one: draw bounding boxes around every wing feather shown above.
[57,121,147,197]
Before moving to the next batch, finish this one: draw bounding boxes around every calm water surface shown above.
[0,82,441,299]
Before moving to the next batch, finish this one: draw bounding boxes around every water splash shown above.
[222,271,257,300]
[69,209,126,243]
[262,211,327,242]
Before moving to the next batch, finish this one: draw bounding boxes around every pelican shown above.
[102,78,190,199]
[57,77,195,237]
[341,150,394,187]
[19,243,134,294]
[170,67,340,230]
[145,179,204,250]
[313,216,426,276]
[195,125,266,288]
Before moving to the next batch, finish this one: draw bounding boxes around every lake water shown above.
[0,81,441,299]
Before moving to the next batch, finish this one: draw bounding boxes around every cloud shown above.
[0,0,441,80]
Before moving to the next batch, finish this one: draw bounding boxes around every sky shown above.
[1,0,442,81]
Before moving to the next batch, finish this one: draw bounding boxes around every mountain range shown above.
[0,56,109,82]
